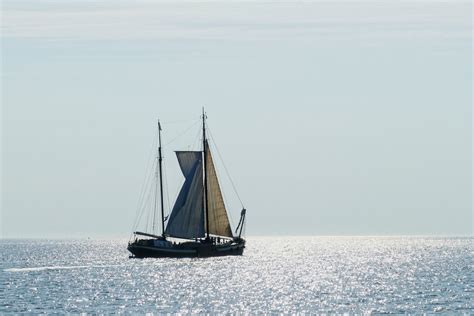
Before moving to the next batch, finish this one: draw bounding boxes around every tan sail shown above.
[205,142,233,237]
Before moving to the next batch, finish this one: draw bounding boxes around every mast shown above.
[202,108,210,240]
[152,121,159,234]
[158,120,165,237]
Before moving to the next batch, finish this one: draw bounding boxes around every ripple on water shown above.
[0,237,472,313]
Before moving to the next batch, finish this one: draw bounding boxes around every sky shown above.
[1,0,472,238]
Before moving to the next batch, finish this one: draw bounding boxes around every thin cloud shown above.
[2,0,471,42]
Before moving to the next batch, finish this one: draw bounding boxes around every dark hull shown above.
[128,239,245,258]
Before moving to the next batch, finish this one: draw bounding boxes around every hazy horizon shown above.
[2,0,472,239]
[1,234,473,240]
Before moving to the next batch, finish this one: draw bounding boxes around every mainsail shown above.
[164,151,205,239]
[205,142,233,237]
[164,144,233,239]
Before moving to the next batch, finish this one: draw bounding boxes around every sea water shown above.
[0,237,472,314]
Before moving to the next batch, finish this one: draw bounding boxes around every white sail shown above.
[206,142,233,237]
[165,151,205,239]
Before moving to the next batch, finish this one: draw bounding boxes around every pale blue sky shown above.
[1,0,472,238]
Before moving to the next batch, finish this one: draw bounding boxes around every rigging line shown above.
[131,129,158,231]
[134,188,150,230]
[152,154,159,235]
[143,178,154,233]
[136,136,157,205]
[160,118,200,125]
[145,189,151,233]
[133,166,155,231]
[164,119,200,146]
[141,166,158,233]
[132,138,158,231]
[132,139,155,230]
[162,157,171,221]
[191,125,201,151]
[207,126,245,208]
[134,182,154,232]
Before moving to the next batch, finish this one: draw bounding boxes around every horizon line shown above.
[1,234,472,240]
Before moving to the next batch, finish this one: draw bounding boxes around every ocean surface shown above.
[0,237,472,314]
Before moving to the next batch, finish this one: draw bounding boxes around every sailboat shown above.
[128,110,246,258]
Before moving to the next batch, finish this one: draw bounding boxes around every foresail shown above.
[165,151,205,239]
[206,142,233,237]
